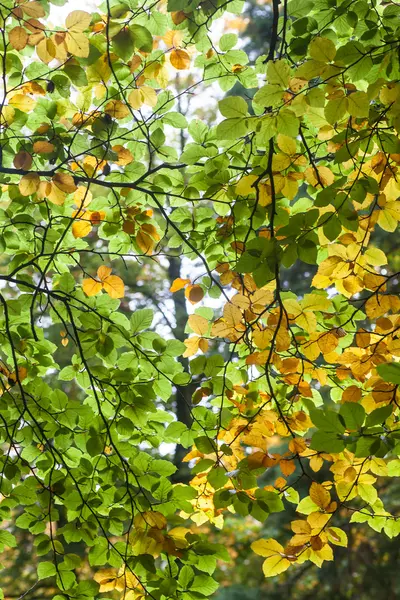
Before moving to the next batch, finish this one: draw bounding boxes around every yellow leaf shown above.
[112,145,134,166]
[301,293,331,312]
[19,173,40,196]
[183,337,201,357]
[134,511,167,530]
[309,482,331,509]
[236,174,257,196]
[47,183,66,206]
[22,1,45,18]
[93,569,118,593]
[140,86,157,107]
[170,278,190,292]
[102,275,125,299]
[9,94,36,113]
[136,229,155,254]
[317,332,338,354]
[65,10,92,31]
[128,89,143,110]
[188,314,208,336]
[82,278,102,297]
[0,105,15,126]
[170,49,190,70]
[309,37,336,62]
[9,26,28,50]
[251,538,284,558]
[72,219,92,239]
[33,141,55,154]
[36,38,56,63]
[223,302,242,326]
[52,173,77,193]
[364,246,388,266]
[74,185,93,206]
[262,554,291,577]
[377,207,398,232]
[277,134,297,155]
[326,527,348,547]
[105,100,130,119]
[66,31,90,58]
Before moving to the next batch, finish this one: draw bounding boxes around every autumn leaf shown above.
[185,285,204,304]
[19,173,40,196]
[309,482,331,510]
[170,278,190,292]
[9,26,28,50]
[14,151,32,170]
[170,49,190,70]
[52,173,77,193]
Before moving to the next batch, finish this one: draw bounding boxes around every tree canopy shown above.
[1,0,400,598]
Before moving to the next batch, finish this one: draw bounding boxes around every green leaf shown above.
[340,403,365,431]
[131,308,153,333]
[130,25,153,52]
[219,96,248,118]
[376,362,400,384]
[37,561,56,580]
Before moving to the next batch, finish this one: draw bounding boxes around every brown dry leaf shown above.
[14,151,33,170]
[185,284,204,304]
[9,26,28,50]
[171,11,187,24]
[170,49,190,70]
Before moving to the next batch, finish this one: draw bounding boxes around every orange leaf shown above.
[170,278,190,292]
[170,49,190,70]
[342,385,362,403]
[136,229,155,254]
[97,266,112,281]
[82,278,102,297]
[33,141,55,154]
[102,275,125,299]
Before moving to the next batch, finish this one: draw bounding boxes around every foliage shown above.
[0,0,400,598]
